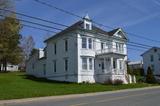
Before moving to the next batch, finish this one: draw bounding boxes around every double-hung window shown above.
[150,55,154,62]
[101,61,104,70]
[65,39,68,52]
[64,59,68,71]
[82,57,87,70]
[88,38,92,49]
[116,42,119,51]
[53,60,56,72]
[54,43,56,55]
[151,64,154,71]
[89,58,93,70]
[158,54,160,61]
[82,37,87,49]
[43,64,46,75]
[101,42,104,49]
[119,60,123,70]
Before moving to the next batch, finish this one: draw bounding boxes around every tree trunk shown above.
[0,63,1,72]
[4,59,7,72]
[2,58,7,72]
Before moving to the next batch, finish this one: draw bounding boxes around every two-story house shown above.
[141,47,160,75]
[26,15,129,83]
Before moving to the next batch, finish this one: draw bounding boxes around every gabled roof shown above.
[44,20,127,42]
[108,28,120,36]
[44,21,83,42]
[128,61,143,65]
[141,47,160,56]
[108,28,127,40]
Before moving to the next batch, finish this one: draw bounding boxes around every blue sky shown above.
[14,0,160,61]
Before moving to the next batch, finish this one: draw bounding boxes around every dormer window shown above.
[86,23,90,30]
[84,21,92,30]
[83,14,92,30]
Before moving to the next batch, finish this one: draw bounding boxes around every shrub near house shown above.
[146,67,156,83]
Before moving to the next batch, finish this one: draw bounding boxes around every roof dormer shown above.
[83,14,92,30]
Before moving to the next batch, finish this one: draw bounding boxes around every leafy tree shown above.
[140,68,145,76]
[0,16,22,71]
[146,67,155,83]
[0,0,14,16]
[127,64,133,75]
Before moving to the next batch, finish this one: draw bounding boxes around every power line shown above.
[0,14,63,31]
[34,0,82,19]
[128,41,153,48]
[0,8,69,27]
[0,15,58,33]
[0,14,152,51]
[127,43,149,49]
[33,0,160,44]
[0,9,155,48]
[22,24,57,33]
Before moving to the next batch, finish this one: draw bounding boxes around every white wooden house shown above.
[26,15,130,83]
[141,47,160,75]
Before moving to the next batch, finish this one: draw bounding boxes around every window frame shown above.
[65,39,68,52]
[101,42,104,50]
[43,64,46,75]
[53,60,56,72]
[54,43,56,55]
[86,23,90,30]
[119,60,123,70]
[89,58,93,70]
[88,38,92,49]
[64,59,68,71]
[151,64,154,71]
[150,55,154,62]
[82,57,87,70]
[82,37,87,49]
[113,60,116,69]
[101,61,104,70]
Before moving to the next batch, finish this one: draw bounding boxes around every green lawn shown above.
[0,72,158,100]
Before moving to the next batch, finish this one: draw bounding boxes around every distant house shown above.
[141,47,160,75]
[26,15,133,83]
[1,63,19,72]
[128,61,143,70]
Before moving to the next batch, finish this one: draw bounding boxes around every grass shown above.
[0,72,159,100]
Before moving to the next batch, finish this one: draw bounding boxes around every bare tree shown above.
[21,36,35,60]
[20,36,35,70]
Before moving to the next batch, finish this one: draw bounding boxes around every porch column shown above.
[110,57,113,74]
[103,58,105,72]
[123,59,127,74]
[116,59,119,75]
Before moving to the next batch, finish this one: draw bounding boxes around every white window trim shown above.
[81,57,94,71]
[81,36,93,50]
[82,57,87,70]
[89,58,93,70]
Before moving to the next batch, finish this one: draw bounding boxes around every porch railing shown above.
[96,48,125,55]
[112,69,125,75]
[101,69,125,75]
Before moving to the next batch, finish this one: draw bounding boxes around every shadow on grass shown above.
[0,71,10,73]
[20,74,75,84]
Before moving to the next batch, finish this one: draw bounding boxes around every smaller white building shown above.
[1,63,19,72]
[128,61,143,70]
[141,47,160,75]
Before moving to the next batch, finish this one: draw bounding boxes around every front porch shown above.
[95,54,127,83]
[96,55,126,74]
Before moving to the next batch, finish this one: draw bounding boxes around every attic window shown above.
[154,49,157,52]
[86,23,90,30]
[118,31,121,35]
